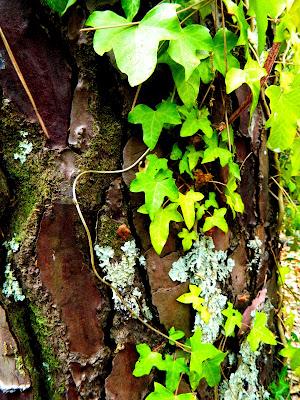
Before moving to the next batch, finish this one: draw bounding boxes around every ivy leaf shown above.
[168,327,185,345]
[225,176,244,216]
[161,355,189,392]
[177,190,204,230]
[249,0,287,55]
[195,204,206,220]
[177,285,210,323]
[180,107,213,138]
[44,0,77,14]
[279,343,300,376]
[247,311,277,352]
[189,329,226,389]
[178,228,198,251]
[146,382,196,400]
[85,11,129,55]
[121,0,140,21]
[265,75,300,152]
[202,146,232,167]
[225,58,266,117]
[277,266,290,286]
[204,192,219,209]
[87,4,181,86]
[168,25,213,80]
[222,0,250,46]
[128,101,181,149]
[203,208,228,233]
[149,204,183,255]
[276,0,300,40]
[130,154,179,219]
[133,343,164,376]
[170,143,183,161]
[222,302,243,337]
[212,29,239,76]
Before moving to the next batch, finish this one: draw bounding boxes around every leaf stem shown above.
[81,21,139,32]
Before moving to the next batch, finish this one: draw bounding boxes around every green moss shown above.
[29,304,64,398]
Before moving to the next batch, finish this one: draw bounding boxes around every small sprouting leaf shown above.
[222,302,242,337]
[177,285,210,323]
[178,228,198,251]
[265,74,300,152]
[168,25,213,80]
[204,192,219,209]
[168,327,185,345]
[195,204,206,220]
[180,107,213,138]
[277,266,290,286]
[44,0,77,14]
[279,343,300,376]
[177,190,204,230]
[222,0,250,46]
[225,58,266,116]
[225,176,244,216]
[121,0,140,21]
[149,204,183,255]
[186,144,203,171]
[87,4,181,86]
[212,29,239,76]
[146,382,196,400]
[170,143,183,161]
[203,208,228,233]
[189,329,226,389]
[130,154,179,220]
[129,101,181,149]
[133,343,164,376]
[247,311,277,352]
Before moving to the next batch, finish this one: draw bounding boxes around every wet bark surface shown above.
[0,1,279,399]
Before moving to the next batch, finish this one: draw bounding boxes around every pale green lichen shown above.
[220,341,270,400]
[94,240,152,320]
[247,236,263,271]
[2,236,25,302]
[13,131,33,164]
[169,236,234,342]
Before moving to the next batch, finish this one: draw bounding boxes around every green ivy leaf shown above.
[266,75,300,152]
[204,192,219,209]
[168,25,213,80]
[180,107,213,138]
[177,190,204,230]
[225,58,266,117]
[275,0,300,40]
[222,302,242,337]
[177,285,210,323]
[168,327,185,345]
[170,143,183,161]
[212,29,239,76]
[222,0,250,46]
[161,355,189,392]
[203,208,228,233]
[178,228,198,251]
[195,204,206,220]
[146,382,196,400]
[247,311,277,352]
[133,343,164,376]
[149,204,183,255]
[249,0,287,54]
[178,144,203,177]
[121,0,140,21]
[128,101,181,150]
[189,329,226,389]
[130,154,179,220]
[277,266,290,286]
[87,4,181,86]
[43,0,77,14]
[279,343,300,376]
[202,145,232,167]
[225,176,244,216]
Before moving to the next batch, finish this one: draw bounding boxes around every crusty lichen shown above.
[94,240,152,320]
[169,236,234,342]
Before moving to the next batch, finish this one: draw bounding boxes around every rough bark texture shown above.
[0,1,279,399]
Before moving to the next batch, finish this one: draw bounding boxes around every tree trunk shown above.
[0,1,280,399]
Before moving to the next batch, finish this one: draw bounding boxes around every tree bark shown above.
[0,1,280,399]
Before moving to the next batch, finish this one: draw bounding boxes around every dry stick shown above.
[0,27,50,140]
[72,151,191,352]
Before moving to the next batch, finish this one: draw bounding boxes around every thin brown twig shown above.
[0,27,50,139]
